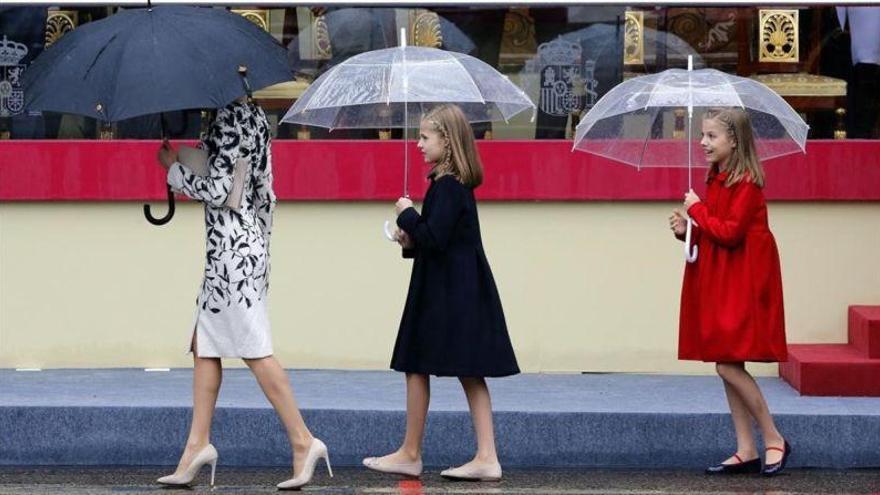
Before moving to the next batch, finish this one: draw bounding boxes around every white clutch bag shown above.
[176,145,249,210]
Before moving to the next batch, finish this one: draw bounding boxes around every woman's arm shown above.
[166,107,238,208]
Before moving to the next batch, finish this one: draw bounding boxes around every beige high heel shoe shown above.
[277,438,333,490]
[156,444,218,487]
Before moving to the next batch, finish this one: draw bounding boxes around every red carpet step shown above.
[848,305,880,358]
[780,306,880,396]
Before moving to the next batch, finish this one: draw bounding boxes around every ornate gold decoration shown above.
[313,13,332,60]
[834,108,847,140]
[410,10,442,48]
[667,11,702,45]
[667,8,738,53]
[297,126,311,140]
[232,9,269,32]
[673,108,686,139]
[624,11,644,65]
[749,73,845,97]
[253,80,309,100]
[759,9,798,63]
[499,7,536,69]
[700,10,737,52]
[45,10,78,48]
[99,123,114,140]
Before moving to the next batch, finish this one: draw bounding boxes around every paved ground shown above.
[0,467,878,494]
[4,369,880,469]
[5,369,880,415]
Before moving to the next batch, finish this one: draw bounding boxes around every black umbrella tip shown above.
[237,65,248,75]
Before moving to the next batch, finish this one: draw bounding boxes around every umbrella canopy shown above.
[21,5,292,226]
[572,67,808,170]
[282,39,534,240]
[22,5,291,122]
[281,45,534,129]
[572,60,809,263]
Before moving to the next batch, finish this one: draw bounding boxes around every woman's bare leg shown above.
[173,333,221,474]
[244,355,314,477]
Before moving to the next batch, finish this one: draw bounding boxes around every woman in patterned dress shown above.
[155,98,330,490]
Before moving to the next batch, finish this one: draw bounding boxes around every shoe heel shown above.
[209,458,217,487]
[323,453,333,478]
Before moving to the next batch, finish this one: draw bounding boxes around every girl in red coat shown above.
[669,108,791,476]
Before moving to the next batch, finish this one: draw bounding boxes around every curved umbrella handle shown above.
[383,220,397,242]
[144,184,176,226]
[684,218,698,263]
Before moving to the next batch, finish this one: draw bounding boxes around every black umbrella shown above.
[22,5,292,225]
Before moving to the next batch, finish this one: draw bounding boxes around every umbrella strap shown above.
[238,66,254,103]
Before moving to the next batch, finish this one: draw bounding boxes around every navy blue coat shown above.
[392,174,519,377]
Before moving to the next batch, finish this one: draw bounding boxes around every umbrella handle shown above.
[383,220,397,242]
[684,218,698,263]
[144,184,176,226]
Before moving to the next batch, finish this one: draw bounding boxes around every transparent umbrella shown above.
[572,56,808,262]
[282,29,535,240]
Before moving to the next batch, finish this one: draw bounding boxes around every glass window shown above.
[1,5,878,140]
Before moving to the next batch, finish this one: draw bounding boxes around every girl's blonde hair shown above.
[422,104,483,188]
[703,107,765,188]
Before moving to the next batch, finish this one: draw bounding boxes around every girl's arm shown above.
[396,178,464,252]
[686,182,762,248]
[166,107,238,208]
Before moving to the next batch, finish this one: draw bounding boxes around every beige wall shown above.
[1,201,878,375]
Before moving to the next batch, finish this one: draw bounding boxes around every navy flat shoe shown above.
[705,454,762,475]
[761,440,792,476]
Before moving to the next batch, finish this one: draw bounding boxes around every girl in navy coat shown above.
[363,104,519,481]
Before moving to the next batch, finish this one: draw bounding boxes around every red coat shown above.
[678,172,787,363]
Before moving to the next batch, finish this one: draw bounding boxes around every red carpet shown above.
[780,306,880,396]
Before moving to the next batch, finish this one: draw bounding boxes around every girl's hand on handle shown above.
[669,209,687,236]
[157,139,178,170]
[395,197,413,215]
[683,189,701,210]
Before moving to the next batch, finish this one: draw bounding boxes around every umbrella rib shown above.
[725,77,810,146]
[385,48,399,107]
[167,14,229,108]
[642,69,673,111]
[717,73,745,109]
[449,54,485,104]
[302,70,337,112]
[84,31,119,77]
[638,106,663,171]
[105,29,140,119]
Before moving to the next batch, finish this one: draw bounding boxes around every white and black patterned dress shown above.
[166,100,277,358]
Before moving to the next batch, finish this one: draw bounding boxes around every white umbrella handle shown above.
[684,218,698,263]
[383,220,397,242]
